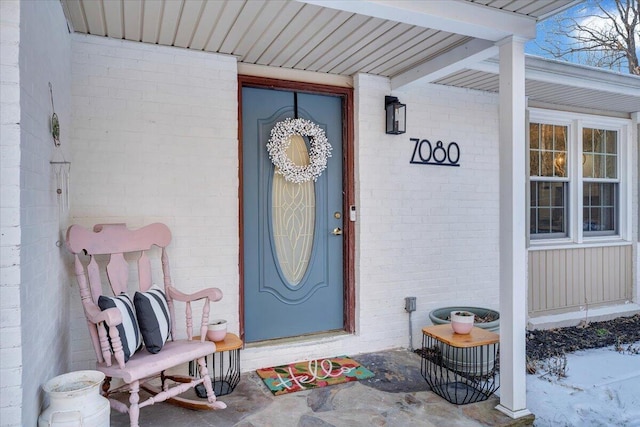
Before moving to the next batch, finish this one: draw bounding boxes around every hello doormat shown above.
[256,356,375,395]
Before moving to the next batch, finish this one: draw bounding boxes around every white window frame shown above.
[528,108,632,248]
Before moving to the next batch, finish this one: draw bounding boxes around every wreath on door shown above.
[267,118,332,184]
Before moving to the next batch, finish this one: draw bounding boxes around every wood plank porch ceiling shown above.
[61,1,639,115]
[61,0,575,79]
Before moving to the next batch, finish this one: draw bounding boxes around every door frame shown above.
[238,75,355,342]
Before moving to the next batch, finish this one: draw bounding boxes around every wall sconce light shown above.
[385,96,406,135]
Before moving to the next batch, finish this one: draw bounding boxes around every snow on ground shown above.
[526,346,640,427]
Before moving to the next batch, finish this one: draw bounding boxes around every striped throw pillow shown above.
[97,293,142,362]
[134,285,171,354]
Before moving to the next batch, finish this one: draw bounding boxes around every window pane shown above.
[592,128,604,153]
[601,207,615,230]
[583,128,593,152]
[605,155,616,179]
[593,155,604,178]
[555,126,566,151]
[602,183,615,205]
[530,208,538,233]
[606,130,617,154]
[583,127,617,180]
[541,125,554,150]
[530,123,539,149]
[583,182,617,234]
[531,123,567,178]
[583,153,594,178]
[553,153,566,177]
[541,151,553,176]
[530,182,567,237]
[530,151,540,176]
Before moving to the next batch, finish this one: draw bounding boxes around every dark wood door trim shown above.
[237,75,355,342]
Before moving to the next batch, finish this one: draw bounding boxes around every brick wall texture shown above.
[69,35,240,370]
[1,1,72,426]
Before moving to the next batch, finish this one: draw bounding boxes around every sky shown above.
[525,0,636,72]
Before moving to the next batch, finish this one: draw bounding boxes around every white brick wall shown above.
[1,1,23,425]
[356,75,500,350]
[15,1,72,426]
[1,1,72,426]
[240,74,502,370]
[69,35,240,369]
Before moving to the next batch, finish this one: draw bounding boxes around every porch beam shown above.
[390,39,497,89]
[470,57,640,97]
[496,36,531,419]
[298,0,537,41]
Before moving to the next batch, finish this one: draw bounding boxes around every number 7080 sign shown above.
[410,138,460,167]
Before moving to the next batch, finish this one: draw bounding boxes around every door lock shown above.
[332,227,343,235]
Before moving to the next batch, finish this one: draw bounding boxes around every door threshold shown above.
[245,330,349,349]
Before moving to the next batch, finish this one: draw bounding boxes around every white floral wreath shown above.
[266,118,332,184]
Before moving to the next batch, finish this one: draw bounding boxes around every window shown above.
[582,128,618,236]
[528,110,630,243]
[529,123,569,238]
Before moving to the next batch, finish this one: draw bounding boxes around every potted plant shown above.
[429,306,499,332]
[450,310,474,334]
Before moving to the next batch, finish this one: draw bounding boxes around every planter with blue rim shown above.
[429,306,499,332]
[428,306,500,375]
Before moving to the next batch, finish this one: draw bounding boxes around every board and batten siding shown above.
[528,245,633,315]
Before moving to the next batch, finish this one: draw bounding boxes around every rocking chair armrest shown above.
[166,286,223,303]
[85,304,123,327]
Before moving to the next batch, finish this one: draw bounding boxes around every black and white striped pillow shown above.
[97,293,142,362]
[134,285,171,354]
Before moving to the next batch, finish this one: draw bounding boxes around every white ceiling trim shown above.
[238,63,353,88]
[297,0,537,41]
[470,57,640,97]
[391,39,498,89]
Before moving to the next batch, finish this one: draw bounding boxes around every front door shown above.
[242,85,344,342]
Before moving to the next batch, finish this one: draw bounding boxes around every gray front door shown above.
[242,86,344,342]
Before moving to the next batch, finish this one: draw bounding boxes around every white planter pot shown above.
[206,319,228,342]
[450,311,474,334]
[38,370,110,427]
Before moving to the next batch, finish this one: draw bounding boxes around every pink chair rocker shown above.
[66,223,226,427]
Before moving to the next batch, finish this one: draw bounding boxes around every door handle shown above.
[332,227,343,235]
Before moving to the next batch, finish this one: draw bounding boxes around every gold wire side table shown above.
[190,333,243,397]
[421,325,499,405]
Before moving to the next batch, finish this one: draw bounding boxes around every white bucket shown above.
[38,370,110,427]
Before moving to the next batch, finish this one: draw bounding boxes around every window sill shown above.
[528,238,632,251]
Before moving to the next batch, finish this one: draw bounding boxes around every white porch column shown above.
[633,112,639,306]
[496,36,531,419]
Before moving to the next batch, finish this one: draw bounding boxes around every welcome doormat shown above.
[256,356,375,395]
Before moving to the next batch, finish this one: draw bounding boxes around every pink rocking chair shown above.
[66,223,226,427]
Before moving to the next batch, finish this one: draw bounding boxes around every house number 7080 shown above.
[410,138,460,167]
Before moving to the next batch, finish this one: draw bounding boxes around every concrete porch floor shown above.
[111,349,533,427]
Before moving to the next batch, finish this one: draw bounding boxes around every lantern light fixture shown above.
[385,96,406,135]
